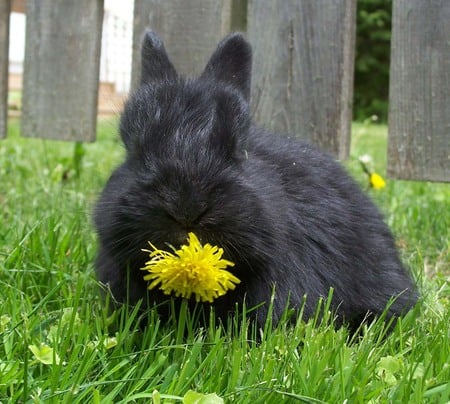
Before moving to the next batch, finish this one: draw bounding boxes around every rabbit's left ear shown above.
[201,33,252,101]
[140,30,177,85]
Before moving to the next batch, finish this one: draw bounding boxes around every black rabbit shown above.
[94,31,418,330]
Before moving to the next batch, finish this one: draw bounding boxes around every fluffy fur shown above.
[94,31,418,329]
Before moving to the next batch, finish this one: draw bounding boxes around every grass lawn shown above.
[0,118,449,403]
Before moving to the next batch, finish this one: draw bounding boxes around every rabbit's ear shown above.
[140,30,177,85]
[201,33,252,101]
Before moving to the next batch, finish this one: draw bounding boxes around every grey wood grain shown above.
[247,0,356,159]
[388,0,450,182]
[131,0,233,90]
[21,0,104,141]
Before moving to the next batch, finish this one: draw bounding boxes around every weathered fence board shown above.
[21,0,104,142]
[4,0,447,182]
[388,0,450,182]
[131,0,233,90]
[0,0,11,139]
[247,0,356,159]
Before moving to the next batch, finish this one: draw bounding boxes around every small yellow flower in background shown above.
[370,172,386,189]
[359,154,386,190]
[142,232,239,303]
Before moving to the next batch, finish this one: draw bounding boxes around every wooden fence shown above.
[1,0,449,182]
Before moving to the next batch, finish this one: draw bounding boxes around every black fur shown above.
[94,32,418,329]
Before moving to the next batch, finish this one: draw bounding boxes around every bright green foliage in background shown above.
[354,0,392,122]
[0,119,449,402]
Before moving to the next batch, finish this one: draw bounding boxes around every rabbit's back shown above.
[241,127,418,325]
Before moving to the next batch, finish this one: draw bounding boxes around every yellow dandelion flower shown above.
[370,172,386,189]
[141,232,240,303]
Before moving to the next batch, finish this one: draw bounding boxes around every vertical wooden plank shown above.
[131,0,232,90]
[0,0,11,139]
[247,0,356,159]
[388,0,450,182]
[21,0,104,142]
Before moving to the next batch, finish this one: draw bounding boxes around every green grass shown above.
[1,118,449,403]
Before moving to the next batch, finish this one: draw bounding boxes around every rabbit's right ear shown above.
[140,30,177,85]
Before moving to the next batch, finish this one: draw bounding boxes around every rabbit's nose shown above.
[167,205,208,230]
